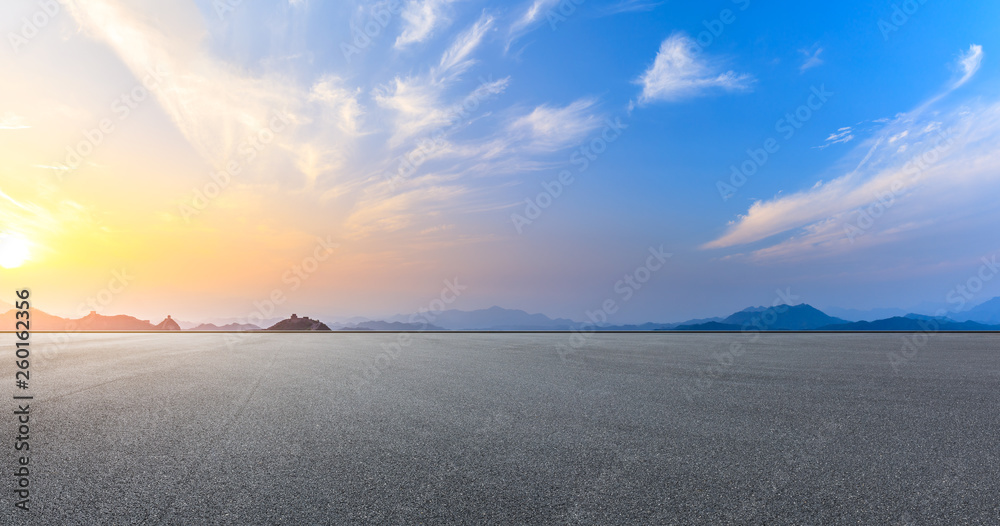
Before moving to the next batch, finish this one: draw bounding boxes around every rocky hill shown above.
[154,315,181,330]
[266,314,331,331]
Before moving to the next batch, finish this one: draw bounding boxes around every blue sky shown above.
[2,0,1000,323]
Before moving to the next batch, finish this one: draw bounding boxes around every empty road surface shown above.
[1,333,998,524]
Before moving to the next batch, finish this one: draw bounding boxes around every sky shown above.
[1,0,1000,324]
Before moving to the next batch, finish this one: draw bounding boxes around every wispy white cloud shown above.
[377,14,499,146]
[395,0,458,48]
[704,45,997,260]
[507,98,601,151]
[58,0,600,242]
[599,0,665,15]
[308,75,364,135]
[62,0,308,170]
[636,33,754,104]
[818,126,854,149]
[953,44,983,88]
[436,14,494,78]
[0,113,30,130]
[799,46,824,72]
[509,0,558,37]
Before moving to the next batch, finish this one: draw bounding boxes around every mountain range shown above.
[0,309,179,331]
[674,304,848,331]
[383,306,578,330]
[6,298,1000,331]
[949,297,1000,324]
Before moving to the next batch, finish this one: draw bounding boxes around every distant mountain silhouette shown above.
[822,306,910,322]
[388,306,577,330]
[76,311,158,330]
[154,315,181,331]
[56,311,152,330]
[670,305,847,331]
[674,321,744,331]
[344,320,445,331]
[2,308,64,330]
[0,309,201,331]
[6,300,1000,333]
[818,317,999,331]
[266,314,331,331]
[721,304,848,330]
[951,296,1000,324]
[172,319,200,330]
[594,318,725,331]
[203,317,284,329]
[190,322,261,331]
[903,313,951,321]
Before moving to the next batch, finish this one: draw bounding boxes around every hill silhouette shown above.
[266,314,331,331]
[1,309,198,331]
[344,320,445,331]
[722,304,848,330]
[1,308,74,330]
[952,297,1000,324]
[674,321,744,331]
[818,317,999,331]
[74,311,157,330]
[675,304,848,331]
[389,306,577,330]
[190,322,261,331]
[6,297,1000,332]
[154,315,181,331]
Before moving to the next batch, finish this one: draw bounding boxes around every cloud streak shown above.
[799,46,824,72]
[953,44,983,88]
[636,33,753,104]
[704,45,996,262]
[0,113,30,130]
[395,0,458,48]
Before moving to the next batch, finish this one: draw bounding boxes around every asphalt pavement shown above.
[1,332,998,524]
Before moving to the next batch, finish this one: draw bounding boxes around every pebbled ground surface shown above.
[1,332,998,525]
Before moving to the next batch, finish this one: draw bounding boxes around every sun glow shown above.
[0,233,30,269]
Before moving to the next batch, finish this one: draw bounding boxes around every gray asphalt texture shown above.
[2,333,999,525]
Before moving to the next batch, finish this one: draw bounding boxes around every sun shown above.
[0,233,30,269]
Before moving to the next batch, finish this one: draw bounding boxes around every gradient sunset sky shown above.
[2,0,999,324]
